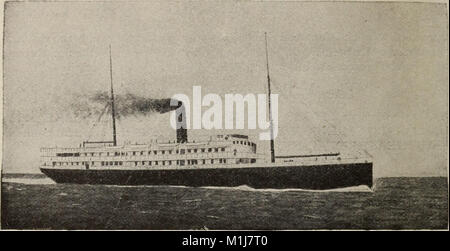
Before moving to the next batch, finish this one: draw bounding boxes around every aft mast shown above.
[264,32,276,163]
[109,45,117,146]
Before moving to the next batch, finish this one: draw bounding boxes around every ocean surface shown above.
[1,174,448,230]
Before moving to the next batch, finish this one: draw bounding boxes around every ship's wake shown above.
[199,185,374,193]
[2,177,56,185]
[106,184,373,193]
[2,178,373,192]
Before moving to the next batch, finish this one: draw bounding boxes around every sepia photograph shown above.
[0,0,448,232]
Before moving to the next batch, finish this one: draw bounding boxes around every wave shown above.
[3,178,372,192]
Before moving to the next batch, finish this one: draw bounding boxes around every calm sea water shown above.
[1,174,448,230]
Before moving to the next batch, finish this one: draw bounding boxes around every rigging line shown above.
[266,76,314,151]
[98,104,111,141]
[264,68,368,157]
[271,77,341,136]
[293,93,365,155]
[270,64,346,136]
[273,78,361,155]
[97,103,110,122]
[85,103,110,142]
[299,97,351,150]
[267,70,366,154]
[270,77,329,148]
[284,84,366,156]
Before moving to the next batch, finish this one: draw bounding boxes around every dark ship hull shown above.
[40,162,372,189]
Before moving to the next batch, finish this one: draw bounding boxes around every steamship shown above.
[40,37,373,189]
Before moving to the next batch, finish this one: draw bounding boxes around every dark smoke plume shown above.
[72,91,182,120]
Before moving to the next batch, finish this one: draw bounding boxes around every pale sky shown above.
[2,1,448,177]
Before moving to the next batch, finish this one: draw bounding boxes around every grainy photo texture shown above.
[1,1,448,230]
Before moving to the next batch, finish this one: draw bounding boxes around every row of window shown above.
[54,143,256,158]
[56,153,80,157]
[49,158,256,167]
[129,159,228,166]
[233,141,255,147]
[51,161,96,166]
[55,147,228,158]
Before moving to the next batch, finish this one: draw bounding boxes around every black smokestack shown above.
[176,103,188,143]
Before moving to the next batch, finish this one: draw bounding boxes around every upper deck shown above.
[40,134,261,169]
